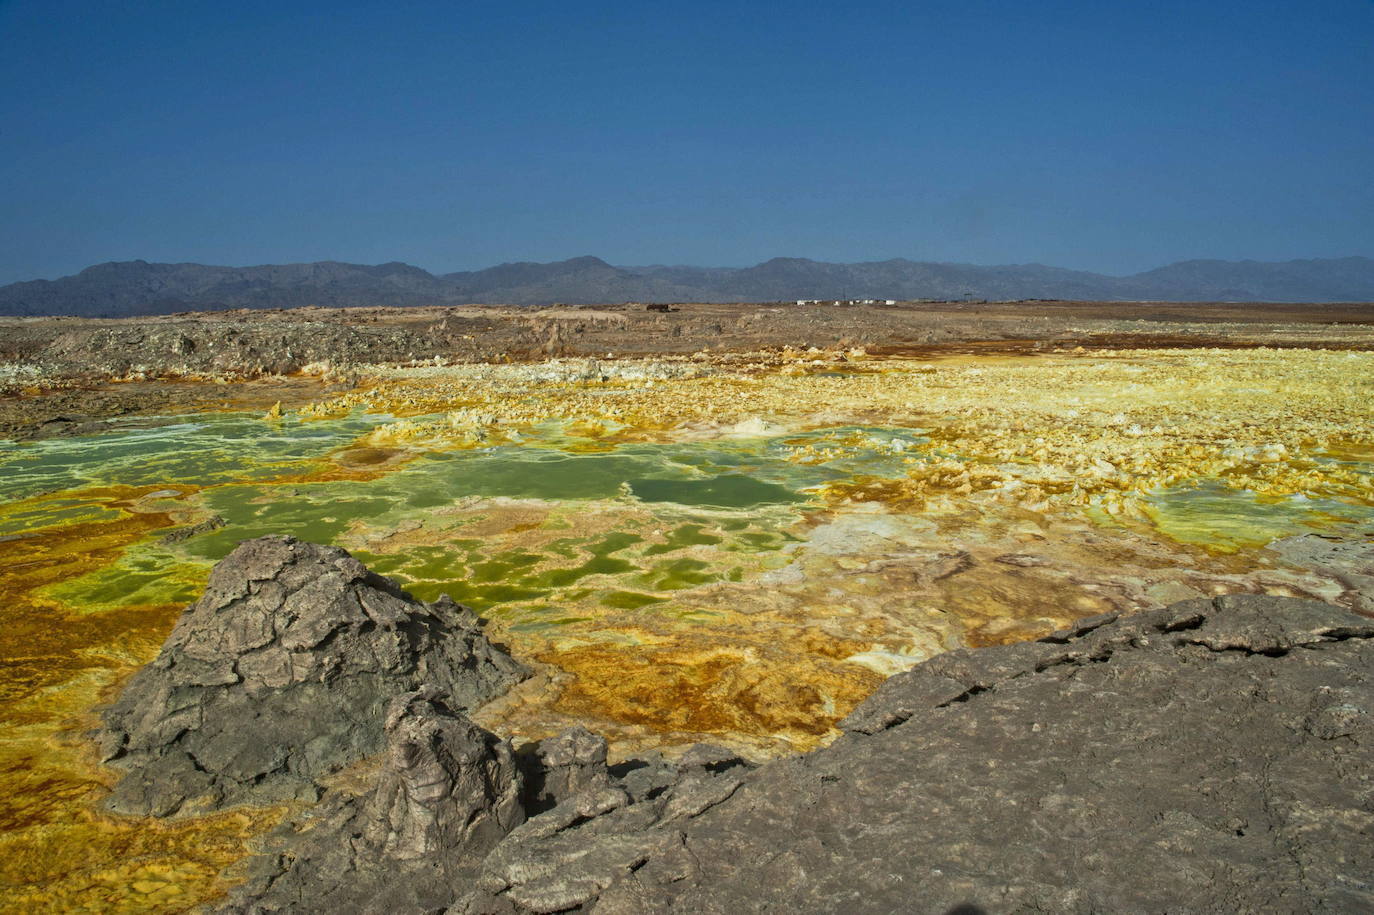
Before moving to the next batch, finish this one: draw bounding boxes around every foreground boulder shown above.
[98,535,527,816]
[221,592,1374,913]
[517,724,612,815]
[221,690,526,913]
[221,712,749,915]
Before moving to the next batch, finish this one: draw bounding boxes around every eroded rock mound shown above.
[98,535,527,816]
[223,715,752,915]
[517,724,611,815]
[221,690,525,913]
[469,745,751,914]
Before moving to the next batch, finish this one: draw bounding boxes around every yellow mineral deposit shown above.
[0,488,285,912]
[317,349,1373,511]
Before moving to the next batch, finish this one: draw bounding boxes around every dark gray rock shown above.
[518,725,610,815]
[220,724,751,914]
[362,690,524,864]
[219,690,525,914]
[472,764,746,914]
[597,595,1374,913]
[98,535,527,816]
[159,513,227,544]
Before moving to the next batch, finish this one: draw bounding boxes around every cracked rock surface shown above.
[219,690,526,913]
[597,594,1374,913]
[1268,533,1374,617]
[466,747,750,914]
[97,535,528,816]
[218,591,1374,913]
[221,715,752,915]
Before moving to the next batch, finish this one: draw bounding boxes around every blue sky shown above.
[0,0,1370,283]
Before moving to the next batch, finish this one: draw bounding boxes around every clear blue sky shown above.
[1,0,1371,284]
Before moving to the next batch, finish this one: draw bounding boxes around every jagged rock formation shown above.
[220,710,751,915]
[517,724,611,815]
[220,690,526,913]
[469,747,751,914]
[215,591,1374,913]
[363,690,524,864]
[97,535,527,816]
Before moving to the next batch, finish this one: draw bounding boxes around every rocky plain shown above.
[4,298,1374,441]
[2,297,1373,912]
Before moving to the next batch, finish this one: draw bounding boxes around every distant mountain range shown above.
[2,255,1373,316]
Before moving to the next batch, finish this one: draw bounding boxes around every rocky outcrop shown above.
[39,320,429,378]
[97,535,527,816]
[362,690,524,864]
[220,690,525,913]
[219,591,1374,913]
[592,594,1374,913]
[158,513,227,544]
[221,718,751,915]
[469,746,751,914]
[517,725,611,815]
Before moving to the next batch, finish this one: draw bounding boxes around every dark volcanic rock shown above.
[97,535,527,816]
[517,725,610,815]
[220,690,525,914]
[588,595,1374,913]
[158,513,227,544]
[470,755,749,914]
[223,719,747,914]
[427,594,1372,914]
[362,691,523,864]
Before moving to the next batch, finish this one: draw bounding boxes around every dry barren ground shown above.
[2,299,1373,440]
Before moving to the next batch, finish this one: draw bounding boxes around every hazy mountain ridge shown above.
[2,255,1372,316]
